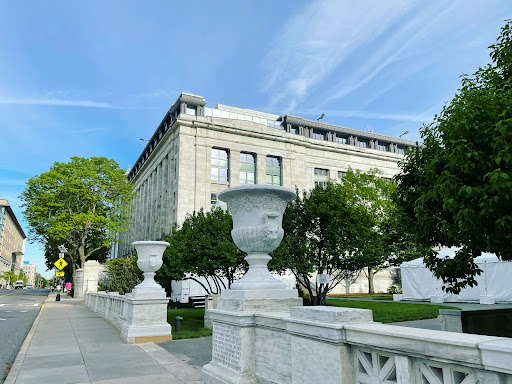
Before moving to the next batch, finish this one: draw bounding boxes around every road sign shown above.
[54,258,68,270]
[56,272,64,277]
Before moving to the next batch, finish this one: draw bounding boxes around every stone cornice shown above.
[282,114,419,147]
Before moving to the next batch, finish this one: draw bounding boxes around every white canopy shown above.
[401,247,512,302]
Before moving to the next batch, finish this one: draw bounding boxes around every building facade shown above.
[119,92,418,259]
[22,263,36,287]
[0,200,26,287]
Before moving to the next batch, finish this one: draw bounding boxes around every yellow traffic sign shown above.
[56,272,64,277]
[54,258,68,270]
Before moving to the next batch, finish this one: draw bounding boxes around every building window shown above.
[266,156,281,185]
[335,137,347,144]
[377,144,387,151]
[338,171,347,179]
[240,152,256,184]
[186,106,197,116]
[357,140,367,148]
[397,147,406,155]
[314,168,329,188]
[211,193,227,209]
[312,132,324,141]
[211,148,229,182]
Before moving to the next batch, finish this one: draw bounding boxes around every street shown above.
[0,288,48,383]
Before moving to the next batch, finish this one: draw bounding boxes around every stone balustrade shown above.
[203,306,512,384]
[84,291,128,330]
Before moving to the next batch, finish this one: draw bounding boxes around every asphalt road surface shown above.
[0,288,49,383]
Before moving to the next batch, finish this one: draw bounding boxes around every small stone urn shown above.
[218,184,296,290]
[130,241,169,297]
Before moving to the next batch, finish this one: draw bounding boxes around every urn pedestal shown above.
[216,185,302,312]
[120,241,173,344]
[202,185,302,384]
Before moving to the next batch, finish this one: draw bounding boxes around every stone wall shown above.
[203,306,512,384]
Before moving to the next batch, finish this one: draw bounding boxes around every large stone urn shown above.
[130,241,169,296]
[219,184,294,290]
[121,240,172,343]
[216,184,303,311]
[202,185,303,384]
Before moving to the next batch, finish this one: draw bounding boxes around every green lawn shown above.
[326,298,459,323]
[329,294,393,299]
[166,299,460,339]
[167,308,212,340]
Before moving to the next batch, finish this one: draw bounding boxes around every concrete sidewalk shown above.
[5,293,201,384]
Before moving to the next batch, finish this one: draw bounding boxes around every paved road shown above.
[0,288,49,383]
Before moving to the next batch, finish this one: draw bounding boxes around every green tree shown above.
[158,207,246,295]
[20,157,133,286]
[43,236,109,285]
[103,256,143,295]
[270,181,373,305]
[0,271,18,286]
[18,269,28,285]
[341,169,425,293]
[35,273,48,288]
[395,20,512,293]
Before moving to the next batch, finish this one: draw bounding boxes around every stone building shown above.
[0,200,26,287]
[118,93,417,292]
[22,263,36,287]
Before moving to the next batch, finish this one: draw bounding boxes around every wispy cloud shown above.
[69,128,105,134]
[136,90,179,99]
[0,97,116,108]
[0,179,27,186]
[262,0,416,111]
[261,0,500,113]
[323,2,459,105]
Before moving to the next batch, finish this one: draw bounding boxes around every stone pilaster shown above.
[229,149,240,187]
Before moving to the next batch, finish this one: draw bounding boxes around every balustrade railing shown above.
[85,291,127,329]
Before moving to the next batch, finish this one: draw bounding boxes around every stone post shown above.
[82,260,100,298]
[120,241,173,344]
[75,268,84,299]
[202,185,302,384]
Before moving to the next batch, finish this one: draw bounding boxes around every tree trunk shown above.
[368,267,375,294]
[79,244,86,269]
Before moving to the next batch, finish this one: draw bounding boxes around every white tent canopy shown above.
[401,247,512,302]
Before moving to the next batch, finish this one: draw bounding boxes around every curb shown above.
[4,294,50,384]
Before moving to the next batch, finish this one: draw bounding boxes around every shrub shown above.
[387,284,402,294]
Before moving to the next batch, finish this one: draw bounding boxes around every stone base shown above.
[121,323,172,344]
[217,289,302,312]
[132,334,173,344]
[127,286,166,299]
[202,362,253,384]
[218,297,302,312]
[480,295,495,305]
[393,294,402,302]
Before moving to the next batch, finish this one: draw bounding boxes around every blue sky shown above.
[1,1,511,278]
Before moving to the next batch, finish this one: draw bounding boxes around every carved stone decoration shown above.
[218,184,295,290]
[418,361,479,384]
[355,348,398,384]
[131,241,169,292]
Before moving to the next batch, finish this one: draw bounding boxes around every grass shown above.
[167,308,212,340]
[326,298,460,323]
[329,293,393,299]
[166,297,460,339]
